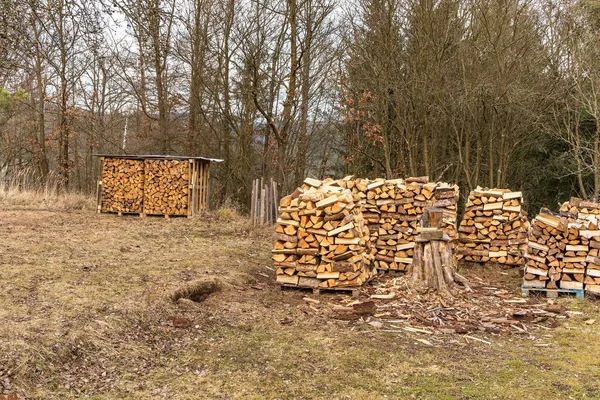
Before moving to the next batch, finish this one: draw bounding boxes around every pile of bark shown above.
[337,176,459,271]
[100,159,145,213]
[143,159,190,216]
[273,179,375,289]
[457,188,529,266]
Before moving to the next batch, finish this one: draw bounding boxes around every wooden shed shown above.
[95,155,223,217]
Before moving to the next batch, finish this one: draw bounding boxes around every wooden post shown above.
[269,179,274,223]
[260,177,266,225]
[205,162,210,210]
[264,179,269,224]
[251,178,257,225]
[272,179,277,224]
[96,157,104,213]
[192,161,198,215]
[198,161,206,211]
[187,159,193,217]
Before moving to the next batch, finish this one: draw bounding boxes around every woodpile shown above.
[561,198,600,223]
[457,188,529,266]
[97,155,218,217]
[100,158,145,213]
[523,209,584,290]
[585,230,600,295]
[274,178,374,289]
[143,159,190,216]
[338,176,459,271]
[560,198,600,294]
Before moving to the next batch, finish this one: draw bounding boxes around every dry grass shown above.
[0,171,94,211]
[1,205,600,399]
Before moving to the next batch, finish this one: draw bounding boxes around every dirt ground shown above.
[2,206,600,399]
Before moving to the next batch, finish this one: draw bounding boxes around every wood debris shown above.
[316,271,572,339]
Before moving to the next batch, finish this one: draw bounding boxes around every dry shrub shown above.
[215,198,244,222]
[215,207,240,221]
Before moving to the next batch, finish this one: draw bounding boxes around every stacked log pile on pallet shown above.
[523,209,582,289]
[457,188,529,266]
[100,158,145,213]
[585,230,600,295]
[273,179,374,289]
[560,198,600,295]
[143,159,190,216]
[337,176,459,272]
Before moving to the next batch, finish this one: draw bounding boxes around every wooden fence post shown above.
[250,177,278,225]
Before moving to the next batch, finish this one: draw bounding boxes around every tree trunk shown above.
[407,209,465,295]
[295,10,312,187]
[151,0,169,154]
[33,22,48,180]
[409,238,458,295]
[57,0,69,190]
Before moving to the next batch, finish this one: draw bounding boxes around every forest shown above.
[1,0,600,212]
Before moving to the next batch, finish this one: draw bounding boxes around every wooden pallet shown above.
[280,284,361,298]
[521,286,584,300]
[101,211,188,219]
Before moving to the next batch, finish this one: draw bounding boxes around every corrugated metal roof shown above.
[93,154,224,163]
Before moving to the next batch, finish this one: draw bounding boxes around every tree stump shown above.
[408,208,468,295]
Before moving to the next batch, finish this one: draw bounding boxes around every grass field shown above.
[2,203,600,399]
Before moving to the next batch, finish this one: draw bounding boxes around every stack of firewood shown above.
[585,229,600,295]
[101,158,145,213]
[274,179,374,289]
[433,182,460,240]
[143,159,190,216]
[523,210,574,289]
[559,198,600,294]
[561,222,588,290]
[561,198,600,223]
[338,176,459,271]
[457,188,528,266]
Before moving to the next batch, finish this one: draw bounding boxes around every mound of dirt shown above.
[170,279,221,303]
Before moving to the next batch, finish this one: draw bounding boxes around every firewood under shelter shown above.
[94,154,223,217]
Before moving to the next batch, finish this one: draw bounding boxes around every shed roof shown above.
[93,154,224,163]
